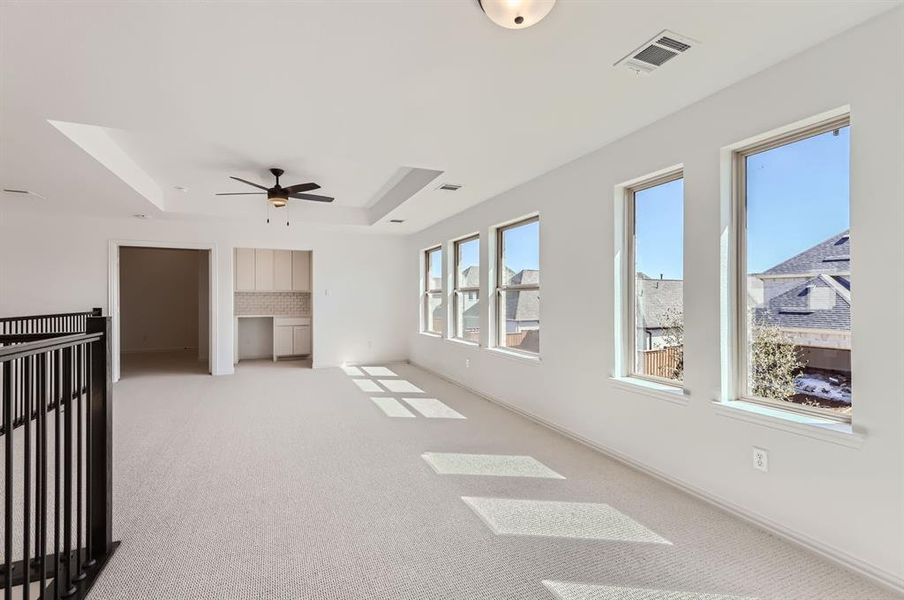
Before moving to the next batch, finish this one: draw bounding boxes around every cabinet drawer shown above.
[273,317,310,327]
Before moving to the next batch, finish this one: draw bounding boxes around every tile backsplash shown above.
[235,292,311,316]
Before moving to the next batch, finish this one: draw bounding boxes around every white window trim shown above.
[495,215,540,356]
[729,113,852,424]
[452,234,480,344]
[422,245,443,335]
[617,168,685,391]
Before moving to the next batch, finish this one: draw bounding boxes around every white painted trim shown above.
[409,360,903,595]
[713,400,863,448]
[608,376,689,406]
[108,239,219,381]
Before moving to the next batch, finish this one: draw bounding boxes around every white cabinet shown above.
[274,250,293,291]
[235,248,256,291]
[291,251,311,292]
[273,317,311,358]
[235,248,310,292]
[292,325,311,355]
[274,325,294,357]
[254,249,275,291]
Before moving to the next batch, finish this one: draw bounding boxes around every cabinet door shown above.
[274,250,293,291]
[293,325,311,355]
[254,249,275,291]
[274,325,294,357]
[235,248,255,291]
[291,251,311,292]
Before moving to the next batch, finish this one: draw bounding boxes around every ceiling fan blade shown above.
[229,176,269,191]
[290,193,334,203]
[216,192,266,196]
[283,182,321,194]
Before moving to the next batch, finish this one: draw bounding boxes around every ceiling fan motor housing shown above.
[268,189,289,208]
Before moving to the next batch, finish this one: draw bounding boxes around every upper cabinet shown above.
[235,248,256,291]
[274,250,293,291]
[234,248,311,292]
[291,251,311,292]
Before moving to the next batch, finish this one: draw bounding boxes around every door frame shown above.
[108,239,219,381]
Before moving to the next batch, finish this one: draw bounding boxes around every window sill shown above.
[448,337,480,348]
[713,399,863,449]
[418,331,443,339]
[486,347,541,365]
[608,376,689,406]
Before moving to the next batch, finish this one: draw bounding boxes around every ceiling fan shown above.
[216,168,333,207]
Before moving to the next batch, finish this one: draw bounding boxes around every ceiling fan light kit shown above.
[216,167,334,212]
[478,0,556,29]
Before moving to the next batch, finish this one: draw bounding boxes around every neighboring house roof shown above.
[755,274,851,330]
[635,276,682,330]
[761,230,850,276]
[459,265,480,288]
[504,270,540,322]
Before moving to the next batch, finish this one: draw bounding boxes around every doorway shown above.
[111,243,217,379]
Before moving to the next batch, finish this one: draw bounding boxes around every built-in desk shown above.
[234,314,311,364]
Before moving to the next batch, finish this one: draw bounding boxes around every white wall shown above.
[119,246,200,353]
[0,213,409,373]
[406,9,904,590]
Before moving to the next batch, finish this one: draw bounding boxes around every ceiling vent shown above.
[615,30,697,75]
[389,219,405,223]
[438,183,462,191]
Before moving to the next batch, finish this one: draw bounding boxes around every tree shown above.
[661,307,684,381]
[750,320,804,401]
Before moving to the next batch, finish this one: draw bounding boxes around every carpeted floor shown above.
[79,354,898,599]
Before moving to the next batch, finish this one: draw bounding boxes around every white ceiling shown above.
[0,1,898,233]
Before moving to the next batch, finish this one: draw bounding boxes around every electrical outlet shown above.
[752,447,769,472]
[465,358,470,368]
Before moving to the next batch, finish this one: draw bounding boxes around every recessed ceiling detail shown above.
[48,120,164,211]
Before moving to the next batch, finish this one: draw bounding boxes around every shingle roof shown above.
[755,274,850,330]
[761,230,850,276]
[635,276,682,330]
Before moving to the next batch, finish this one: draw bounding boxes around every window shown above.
[736,117,851,419]
[423,246,444,335]
[627,173,684,384]
[496,217,540,354]
[453,235,480,342]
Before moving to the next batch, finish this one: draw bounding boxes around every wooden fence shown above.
[640,345,682,379]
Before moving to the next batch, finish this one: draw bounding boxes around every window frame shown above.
[422,245,444,335]
[453,234,480,343]
[495,215,540,356]
[624,169,685,387]
[733,115,851,422]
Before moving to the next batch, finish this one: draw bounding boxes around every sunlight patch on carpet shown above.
[402,398,465,419]
[542,581,756,600]
[362,366,398,377]
[353,379,382,392]
[379,379,424,393]
[422,453,564,479]
[370,397,416,418]
[341,366,363,376]
[461,497,670,544]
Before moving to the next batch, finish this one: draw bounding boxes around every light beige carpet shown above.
[70,355,899,599]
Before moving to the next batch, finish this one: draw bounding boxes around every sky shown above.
[502,220,540,274]
[635,126,850,279]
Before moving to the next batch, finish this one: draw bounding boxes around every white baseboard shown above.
[409,360,904,596]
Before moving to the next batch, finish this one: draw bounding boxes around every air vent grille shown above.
[615,30,697,75]
[633,45,677,67]
[389,219,405,223]
[438,183,462,191]
[656,36,690,52]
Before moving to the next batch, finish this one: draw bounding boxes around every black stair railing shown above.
[0,315,117,600]
[0,309,101,337]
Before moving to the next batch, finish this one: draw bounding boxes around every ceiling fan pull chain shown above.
[267,202,270,224]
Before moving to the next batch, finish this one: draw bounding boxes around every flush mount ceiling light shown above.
[478,0,556,29]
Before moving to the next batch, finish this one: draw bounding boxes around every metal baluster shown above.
[74,345,85,582]
[61,347,76,597]
[23,356,32,600]
[3,360,13,600]
[53,350,62,600]
[39,352,49,596]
